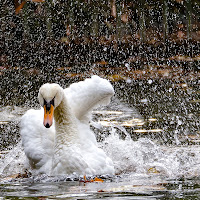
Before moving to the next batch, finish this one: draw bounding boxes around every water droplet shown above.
[103,47,107,51]
[178,120,182,125]
[141,98,148,103]
[126,79,132,84]
[148,80,153,84]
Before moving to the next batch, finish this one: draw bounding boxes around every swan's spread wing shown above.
[20,108,55,174]
[64,75,114,122]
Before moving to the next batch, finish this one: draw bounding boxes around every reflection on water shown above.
[0,77,200,198]
[2,173,200,199]
[114,79,200,145]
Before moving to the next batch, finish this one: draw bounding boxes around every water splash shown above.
[2,128,200,182]
[1,102,200,182]
[0,141,25,178]
[102,129,200,179]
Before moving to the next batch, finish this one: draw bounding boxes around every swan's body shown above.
[20,76,115,176]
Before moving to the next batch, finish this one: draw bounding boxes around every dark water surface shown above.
[1,174,200,199]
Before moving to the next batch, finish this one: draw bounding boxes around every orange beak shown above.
[43,104,54,128]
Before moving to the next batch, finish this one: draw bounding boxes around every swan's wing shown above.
[20,108,55,174]
[80,128,115,175]
[64,75,114,122]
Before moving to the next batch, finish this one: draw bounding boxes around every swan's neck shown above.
[54,95,78,146]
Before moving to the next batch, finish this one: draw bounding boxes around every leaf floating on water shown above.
[194,55,200,61]
[15,170,32,178]
[169,55,193,61]
[1,170,31,181]
[148,167,160,174]
[121,121,135,127]
[27,0,45,2]
[15,1,26,14]
[133,129,163,133]
[91,177,104,182]
[0,121,9,124]
[15,0,45,14]
[122,119,145,127]
[95,61,108,65]
[60,37,70,44]
[98,189,105,192]
[81,176,104,183]
[83,175,88,182]
[189,99,200,103]
[148,118,157,122]
[108,74,126,82]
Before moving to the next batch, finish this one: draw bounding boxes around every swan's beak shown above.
[43,103,54,128]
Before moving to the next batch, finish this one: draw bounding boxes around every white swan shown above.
[20,75,115,176]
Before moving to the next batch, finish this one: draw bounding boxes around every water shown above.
[1,0,200,198]
[0,74,200,199]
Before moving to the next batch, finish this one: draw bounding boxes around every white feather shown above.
[20,75,115,176]
[65,75,114,123]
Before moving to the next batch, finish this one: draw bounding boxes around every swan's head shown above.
[38,83,63,128]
